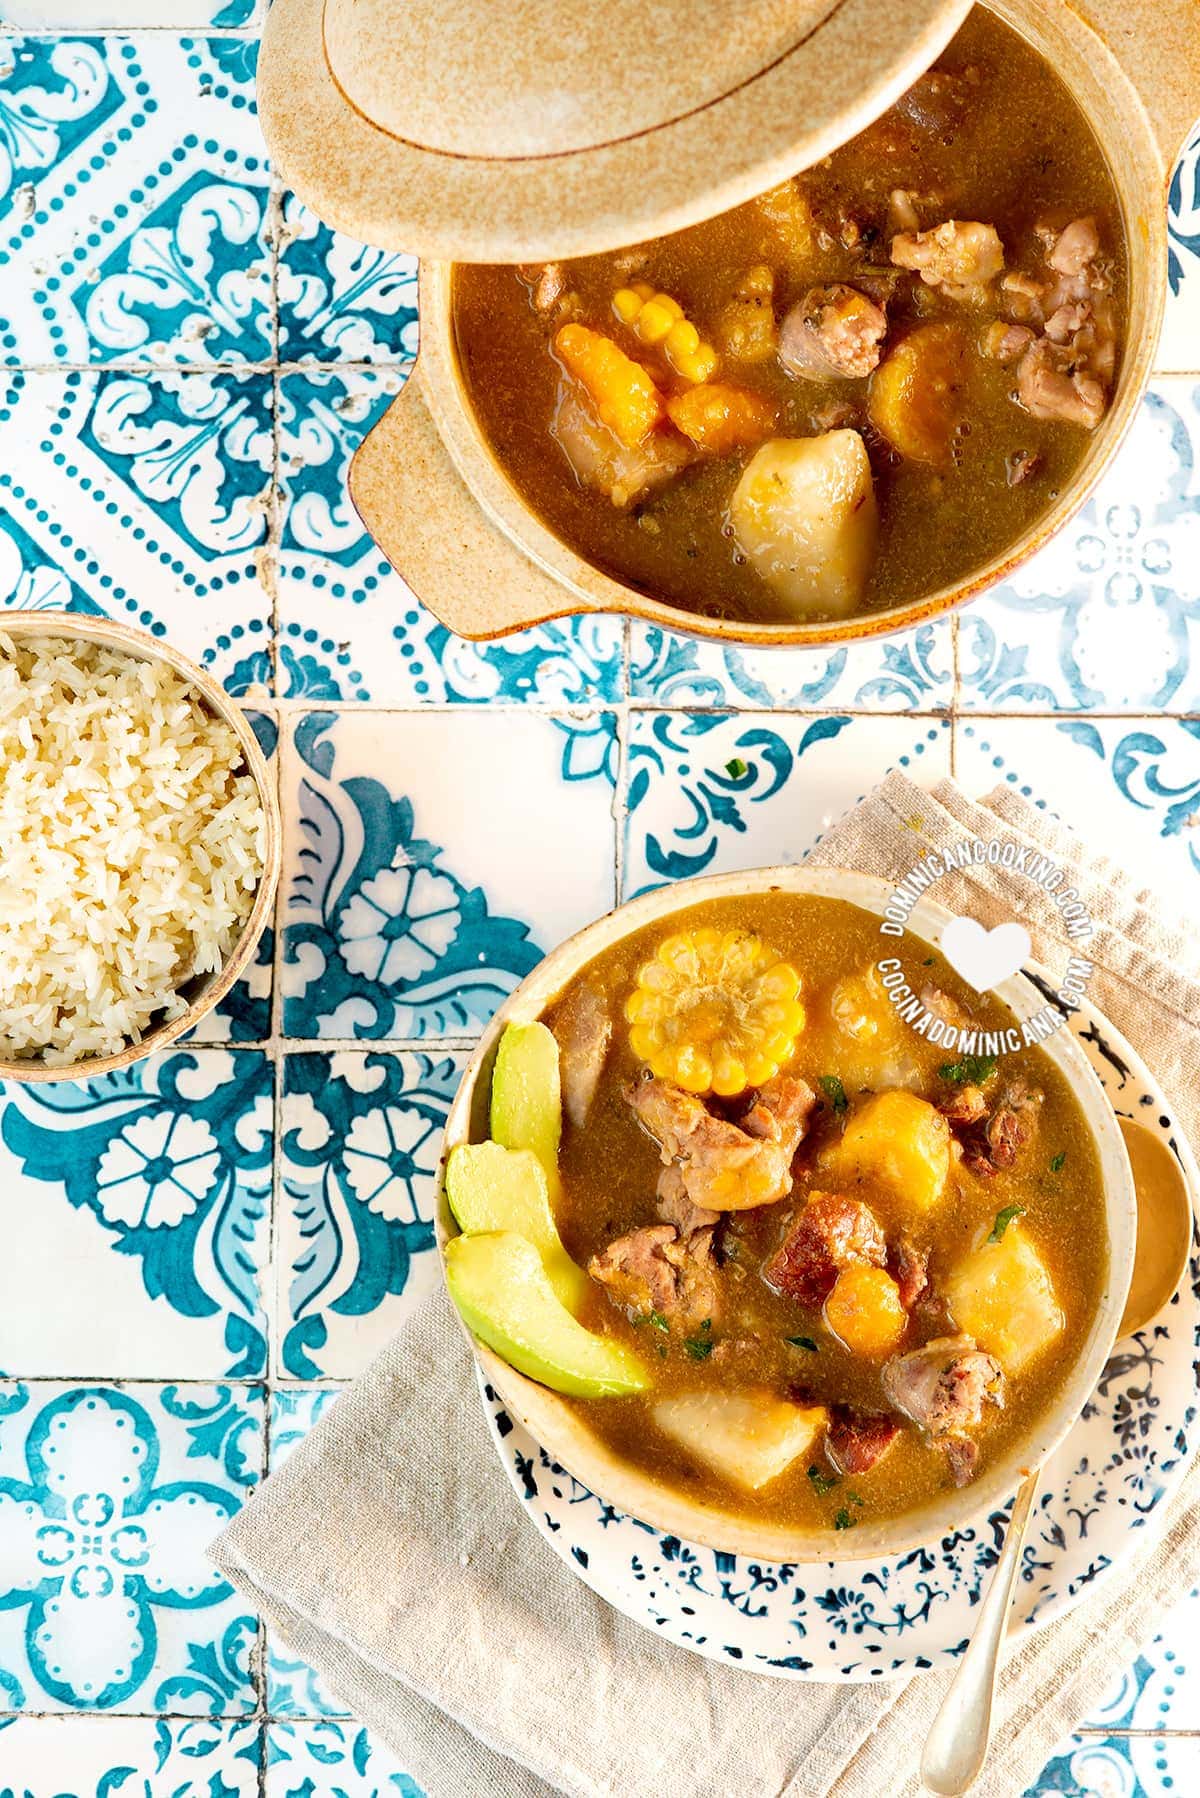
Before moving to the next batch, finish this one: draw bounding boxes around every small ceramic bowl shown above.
[435,864,1137,1563]
[346,0,1198,650]
[0,612,280,1085]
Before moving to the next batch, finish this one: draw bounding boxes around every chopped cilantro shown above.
[787,1335,819,1352]
[649,1311,670,1333]
[988,1203,1025,1243]
[922,956,936,966]
[940,1053,998,1086]
[1050,1151,1066,1173]
[807,1465,840,1496]
[849,1491,865,1507]
[725,757,748,779]
[684,1336,714,1361]
[833,1508,857,1531]
[818,1074,848,1115]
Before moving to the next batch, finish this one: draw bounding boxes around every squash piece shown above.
[943,1223,1065,1372]
[753,181,817,264]
[821,1089,951,1213]
[868,322,967,464]
[652,1389,827,1491]
[824,1263,907,1357]
[728,432,878,618]
[805,966,921,1095]
[554,324,665,447]
[665,384,777,456]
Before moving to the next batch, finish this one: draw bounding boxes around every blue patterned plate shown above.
[478,985,1199,1681]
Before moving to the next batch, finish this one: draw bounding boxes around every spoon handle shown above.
[920,1470,1040,1796]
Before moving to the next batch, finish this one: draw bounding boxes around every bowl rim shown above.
[405,0,1168,652]
[435,863,1138,1563]
[0,611,281,1084]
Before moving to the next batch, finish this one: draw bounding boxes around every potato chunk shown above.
[729,432,878,617]
[824,1264,907,1357]
[868,322,966,464]
[943,1223,1065,1372]
[652,1390,826,1491]
[821,1089,951,1213]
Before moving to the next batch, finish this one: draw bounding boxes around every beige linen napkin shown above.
[213,772,1200,1798]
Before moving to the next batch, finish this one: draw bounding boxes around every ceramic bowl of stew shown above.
[343,0,1197,650]
[435,865,1137,1563]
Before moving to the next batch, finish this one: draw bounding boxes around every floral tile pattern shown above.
[0,1382,261,1712]
[959,381,1200,713]
[622,711,952,896]
[2,7,1198,1795]
[280,708,617,1040]
[0,1050,273,1379]
[0,1717,262,1793]
[278,1052,461,1379]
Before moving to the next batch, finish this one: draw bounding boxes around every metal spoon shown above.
[921,1119,1193,1797]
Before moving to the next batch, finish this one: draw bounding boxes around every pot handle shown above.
[1072,0,1200,168]
[348,371,597,642]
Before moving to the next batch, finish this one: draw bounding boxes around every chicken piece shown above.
[982,319,1035,364]
[820,1089,952,1213]
[890,1232,931,1310]
[551,389,694,510]
[588,1221,719,1333]
[1045,215,1101,277]
[626,1074,814,1212]
[827,1407,903,1476]
[943,1222,1064,1373]
[518,263,565,315]
[717,264,778,363]
[882,1334,1004,1486]
[1000,270,1046,326]
[553,978,612,1130]
[891,220,1004,296]
[778,285,888,382]
[729,431,878,617]
[764,1190,886,1309]
[653,1390,827,1491]
[1017,337,1106,429]
[655,1163,719,1237]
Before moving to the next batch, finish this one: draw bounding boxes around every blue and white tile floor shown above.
[0,6,1198,1790]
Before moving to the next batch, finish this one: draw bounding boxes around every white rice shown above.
[0,633,266,1066]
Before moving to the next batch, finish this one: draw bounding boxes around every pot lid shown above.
[259,0,973,261]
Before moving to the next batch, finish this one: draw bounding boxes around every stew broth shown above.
[453,7,1127,627]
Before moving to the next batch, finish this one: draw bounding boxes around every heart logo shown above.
[940,917,1032,993]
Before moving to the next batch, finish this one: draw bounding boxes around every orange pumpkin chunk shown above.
[665,384,778,455]
[824,1263,908,1357]
[554,324,665,447]
[868,322,967,464]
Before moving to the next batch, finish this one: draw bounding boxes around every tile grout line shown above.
[236,700,1200,723]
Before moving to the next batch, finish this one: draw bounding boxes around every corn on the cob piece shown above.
[625,928,804,1096]
[611,286,719,384]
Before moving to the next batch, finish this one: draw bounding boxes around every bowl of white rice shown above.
[0,613,279,1079]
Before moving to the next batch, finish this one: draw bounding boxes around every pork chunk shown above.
[764,1191,887,1309]
[626,1074,815,1212]
[1016,338,1107,429]
[890,1232,931,1311]
[655,1162,719,1237]
[1045,216,1100,277]
[882,1333,1004,1485]
[962,1078,1043,1177]
[778,284,888,381]
[827,1407,903,1476]
[588,1222,719,1333]
[891,220,1004,294]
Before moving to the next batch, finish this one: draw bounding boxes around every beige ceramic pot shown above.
[259,0,1200,649]
[0,613,281,1085]
[435,865,1137,1563]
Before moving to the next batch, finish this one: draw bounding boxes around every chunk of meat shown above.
[518,263,565,314]
[626,1074,814,1212]
[588,1221,719,1332]
[982,319,1035,364]
[894,66,976,138]
[891,220,1004,296]
[764,1191,886,1309]
[939,1082,989,1127]
[1000,270,1046,326]
[778,284,888,382]
[1006,448,1041,487]
[882,1334,1004,1485]
[553,978,611,1130]
[655,1162,719,1237]
[827,1407,903,1476]
[890,1232,931,1310]
[551,389,694,510]
[1045,215,1100,277]
[982,1079,1043,1171]
[888,188,921,235]
[920,983,973,1033]
[1016,337,1107,429]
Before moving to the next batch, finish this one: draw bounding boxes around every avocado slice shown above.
[445,1141,589,1313]
[446,1232,649,1398]
[489,1022,561,1188]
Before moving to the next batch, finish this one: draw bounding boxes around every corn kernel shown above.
[636,299,676,344]
[666,319,700,358]
[612,288,643,324]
